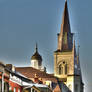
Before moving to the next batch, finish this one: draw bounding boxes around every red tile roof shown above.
[15,67,57,82]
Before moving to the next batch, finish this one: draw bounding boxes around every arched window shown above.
[59,64,61,74]
[58,61,68,75]
[59,64,63,75]
[65,64,67,74]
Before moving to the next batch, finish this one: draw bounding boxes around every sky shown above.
[0,0,91,92]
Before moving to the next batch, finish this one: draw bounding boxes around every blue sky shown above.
[0,0,91,92]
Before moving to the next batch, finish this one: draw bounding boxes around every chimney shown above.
[6,64,12,70]
[34,74,39,83]
[6,64,15,72]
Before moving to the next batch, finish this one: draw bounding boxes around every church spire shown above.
[72,39,76,56]
[57,0,73,51]
[77,44,80,64]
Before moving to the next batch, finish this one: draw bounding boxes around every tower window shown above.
[65,64,67,74]
[59,64,63,74]
[58,61,68,75]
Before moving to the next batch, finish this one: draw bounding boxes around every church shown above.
[0,0,84,92]
[53,1,84,92]
[15,1,84,92]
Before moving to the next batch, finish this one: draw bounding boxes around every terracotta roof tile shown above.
[15,67,57,82]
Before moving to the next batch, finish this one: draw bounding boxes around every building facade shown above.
[54,1,84,92]
[0,62,10,92]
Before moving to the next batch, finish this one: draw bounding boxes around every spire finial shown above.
[35,43,38,52]
[65,0,67,3]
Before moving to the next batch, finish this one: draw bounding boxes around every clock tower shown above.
[54,1,84,92]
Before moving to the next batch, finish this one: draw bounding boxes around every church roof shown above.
[31,51,42,61]
[57,0,73,51]
[15,67,57,82]
[31,44,42,61]
[61,0,71,33]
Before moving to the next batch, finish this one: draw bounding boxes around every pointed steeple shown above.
[61,0,70,33]
[57,0,73,51]
[72,39,76,56]
[77,44,82,77]
[77,44,80,64]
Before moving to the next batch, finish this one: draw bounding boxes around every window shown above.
[58,61,68,75]
[65,64,67,74]
[18,88,20,92]
[75,84,78,92]
[14,88,16,92]
[59,64,61,74]
[59,64,63,74]
[32,89,35,92]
